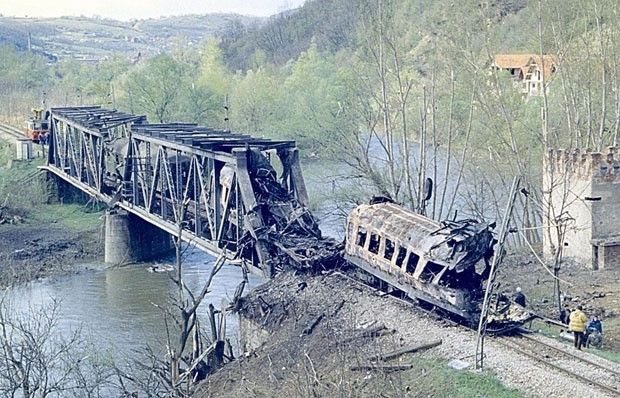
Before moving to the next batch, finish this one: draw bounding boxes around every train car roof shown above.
[348,202,494,272]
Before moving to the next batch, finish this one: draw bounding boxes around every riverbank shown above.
[0,138,104,287]
[0,204,103,288]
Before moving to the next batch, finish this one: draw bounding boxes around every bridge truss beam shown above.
[44,106,315,277]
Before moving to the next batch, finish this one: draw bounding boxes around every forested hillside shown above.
[0,13,262,61]
[1,0,619,227]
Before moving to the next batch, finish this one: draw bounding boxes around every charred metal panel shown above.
[345,201,494,321]
[348,202,494,273]
[344,200,534,331]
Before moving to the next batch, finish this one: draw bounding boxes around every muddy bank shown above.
[197,271,438,397]
[0,222,103,288]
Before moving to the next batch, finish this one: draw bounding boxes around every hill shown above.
[0,14,264,62]
[219,0,528,71]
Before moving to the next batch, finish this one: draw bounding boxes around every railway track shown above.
[337,269,620,395]
[0,122,23,141]
[495,333,620,396]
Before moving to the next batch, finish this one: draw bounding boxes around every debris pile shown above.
[0,206,23,225]
[247,150,344,274]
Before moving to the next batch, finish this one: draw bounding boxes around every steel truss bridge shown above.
[42,106,332,277]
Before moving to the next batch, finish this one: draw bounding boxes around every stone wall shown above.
[543,148,620,269]
[238,315,270,354]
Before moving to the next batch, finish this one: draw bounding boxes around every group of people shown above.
[561,304,603,350]
[512,287,603,350]
[39,132,49,146]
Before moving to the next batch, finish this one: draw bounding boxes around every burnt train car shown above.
[344,199,532,330]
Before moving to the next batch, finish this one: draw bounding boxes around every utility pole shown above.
[224,94,230,132]
[475,176,521,370]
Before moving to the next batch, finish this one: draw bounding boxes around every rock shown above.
[448,359,471,370]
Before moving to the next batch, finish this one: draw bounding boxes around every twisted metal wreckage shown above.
[42,106,531,331]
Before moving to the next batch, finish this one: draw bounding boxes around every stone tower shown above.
[543,147,620,269]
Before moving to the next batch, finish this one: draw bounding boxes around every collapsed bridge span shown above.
[42,106,341,277]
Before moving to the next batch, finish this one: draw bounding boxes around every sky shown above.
[0,0,307,20]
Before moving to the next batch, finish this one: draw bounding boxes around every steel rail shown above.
[0,122,23,140]
[517,333,620,378]
[495,335,620,396]
[336,270,620,396]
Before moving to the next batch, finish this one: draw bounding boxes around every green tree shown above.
[120,54,183,123]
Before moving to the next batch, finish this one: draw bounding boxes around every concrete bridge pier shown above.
[104,209,173,265]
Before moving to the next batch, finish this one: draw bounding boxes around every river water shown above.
[2,160,349,371]
[6,248,265,358]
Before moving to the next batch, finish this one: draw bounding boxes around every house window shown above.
[368,233,380,254]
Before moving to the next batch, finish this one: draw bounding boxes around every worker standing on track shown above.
[569,305,588,350]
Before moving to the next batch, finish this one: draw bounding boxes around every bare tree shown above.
[0,295,115,397]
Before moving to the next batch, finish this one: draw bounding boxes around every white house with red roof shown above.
[491,54,557,98]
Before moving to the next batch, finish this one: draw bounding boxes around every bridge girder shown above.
[44,106,319,278]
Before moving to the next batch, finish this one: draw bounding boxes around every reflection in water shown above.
[7,245,264,358]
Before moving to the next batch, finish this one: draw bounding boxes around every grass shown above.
[530,319,560,337]
[402,359,524,398]
[0,141,13,165]
[28,203,103,231]
[530,319,620,365]
[0,145,103,232]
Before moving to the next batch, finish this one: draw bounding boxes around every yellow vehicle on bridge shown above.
[25,108,49,143]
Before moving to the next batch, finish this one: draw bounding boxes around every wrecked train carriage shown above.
[345,201,495,321]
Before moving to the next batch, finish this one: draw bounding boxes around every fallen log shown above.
[302,313,324,336]
[366,339,442,362]
[337,324,390,345]
[351,364,414,372]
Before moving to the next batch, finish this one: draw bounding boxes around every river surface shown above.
[4,160,348,363]
[6,248,264,358]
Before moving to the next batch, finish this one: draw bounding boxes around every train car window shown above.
[420,261,444,282]
[383,239,395,260]
[368,233,380,254]
[356,226,367,247]
[395,246,407,266]
[405,252,420,273]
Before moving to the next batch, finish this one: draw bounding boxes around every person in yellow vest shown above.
[569,305,588,350]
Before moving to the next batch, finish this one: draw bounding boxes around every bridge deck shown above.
[46,106,337,277]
